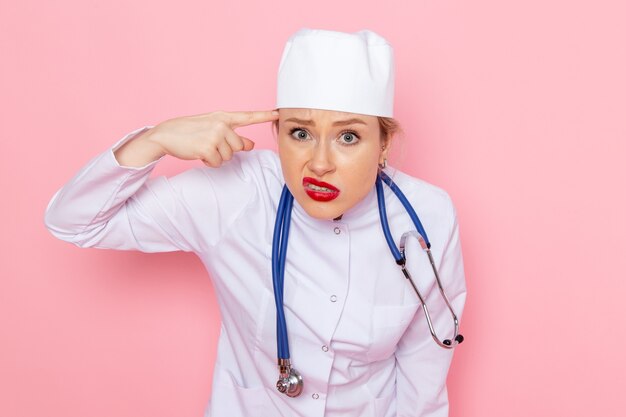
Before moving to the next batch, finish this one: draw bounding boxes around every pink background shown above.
[1,1,625,416]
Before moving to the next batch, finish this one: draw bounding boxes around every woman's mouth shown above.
[302,177,340,202]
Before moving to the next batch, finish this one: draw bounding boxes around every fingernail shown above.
[272,110,279,116]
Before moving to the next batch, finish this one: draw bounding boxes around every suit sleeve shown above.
[44,126,256,253]
[394,197,467,417]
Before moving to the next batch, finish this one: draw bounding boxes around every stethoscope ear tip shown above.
[443,334,464,347]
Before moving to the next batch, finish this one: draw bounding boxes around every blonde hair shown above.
[377,116,403,145]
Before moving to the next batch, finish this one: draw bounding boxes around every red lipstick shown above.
[302,177,340,202]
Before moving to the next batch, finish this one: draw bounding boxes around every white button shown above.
[312,393,320,399]
[330,295,337,302]
[322,345,329,352]
[333,227,341,235]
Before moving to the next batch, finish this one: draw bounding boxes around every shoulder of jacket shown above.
[149,151,279,216]
[390,169,454,207]
[387,168,458,231]
[229,149,282,185]
[240,149,281,172]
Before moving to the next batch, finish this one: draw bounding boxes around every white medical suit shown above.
[44,126,467,417]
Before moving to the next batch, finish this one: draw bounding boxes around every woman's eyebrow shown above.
[284,117,367,126]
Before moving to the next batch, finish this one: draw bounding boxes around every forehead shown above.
[279,108,378,125]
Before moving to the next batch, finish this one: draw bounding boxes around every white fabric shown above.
[44,126,467,417]
[276,28,395,117]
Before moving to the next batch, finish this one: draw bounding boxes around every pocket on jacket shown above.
[374,390,396,417]
[210,370,273,416]
[367,304,418,362]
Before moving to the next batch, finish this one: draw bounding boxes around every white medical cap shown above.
[276,28,395,117]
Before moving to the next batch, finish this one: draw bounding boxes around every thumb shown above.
[241,136,255,151]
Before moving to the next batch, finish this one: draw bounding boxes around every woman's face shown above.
[277,108,390,220]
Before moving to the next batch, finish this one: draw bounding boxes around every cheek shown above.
[337,151,380,194]
[278,139,304,187]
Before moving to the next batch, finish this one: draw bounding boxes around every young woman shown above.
[45,28,467,417]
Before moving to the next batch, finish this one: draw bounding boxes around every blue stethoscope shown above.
[272,170,464,397]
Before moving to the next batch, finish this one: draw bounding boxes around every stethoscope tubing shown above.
[399,230,462,348]
[377,172,463,348]
[271,186,293,359]
[377,171,431,252]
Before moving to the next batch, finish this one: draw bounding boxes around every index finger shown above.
[225,110,280,128]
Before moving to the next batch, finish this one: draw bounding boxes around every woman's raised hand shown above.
[114,110,280,168]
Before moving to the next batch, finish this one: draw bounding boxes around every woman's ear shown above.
[379,134,392,164]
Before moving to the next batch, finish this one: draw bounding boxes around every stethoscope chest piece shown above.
[276,359,303,397]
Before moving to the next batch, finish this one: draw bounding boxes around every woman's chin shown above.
[295,197,345,221]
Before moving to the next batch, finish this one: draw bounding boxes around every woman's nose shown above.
[307,142,335,177]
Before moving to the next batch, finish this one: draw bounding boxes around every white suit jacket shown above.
[44,126,467,417]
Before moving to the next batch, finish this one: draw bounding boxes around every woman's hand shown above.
[114,110,279,168]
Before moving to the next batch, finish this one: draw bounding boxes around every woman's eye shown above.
[289,128,310,141]
[339,131,360,145]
